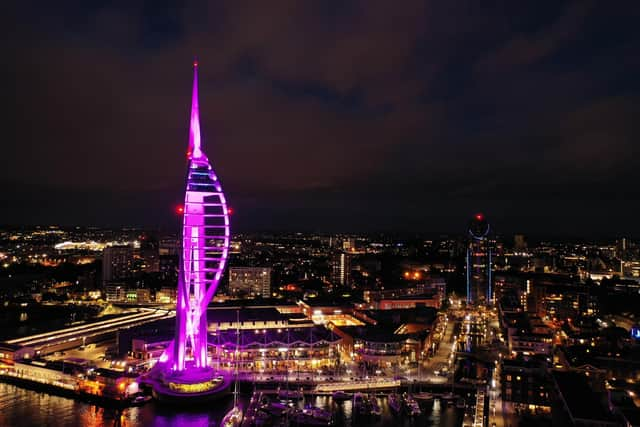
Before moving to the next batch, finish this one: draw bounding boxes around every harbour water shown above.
[0,383,464,427]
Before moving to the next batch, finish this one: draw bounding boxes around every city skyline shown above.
[2,2,640,235]
[2,3,640,426]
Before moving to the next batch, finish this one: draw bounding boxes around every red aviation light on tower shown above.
[175,205,185,215]
[227,207,234,216]
[475,213,484,221]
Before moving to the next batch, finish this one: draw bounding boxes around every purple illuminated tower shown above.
[172,60,231,371]
[152,61,231,402]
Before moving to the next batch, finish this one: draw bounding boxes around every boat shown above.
[130,394,152,406]
[368,394,381,417]
[260,400,291,417]
[388,392,403,415]
[244,393,273,427]
[221,406,243,427]
[277,387,304,401]
[413,392,434,404]
[404,394,421,417]
[353,392,370,417]
[441,391,456,401]
[292,409,334,426]
[302,405,333,423]
[331,390,352,402]
[251,410,272,426]
[221,309,243,427]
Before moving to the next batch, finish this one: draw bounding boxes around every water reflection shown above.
[0,383,463,427]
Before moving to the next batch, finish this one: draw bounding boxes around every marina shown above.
[0,381,468,427]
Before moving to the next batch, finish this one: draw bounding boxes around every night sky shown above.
[2,1,639,236]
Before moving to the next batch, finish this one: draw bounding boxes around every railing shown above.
[315,379,401,392]
[474,387,486,427]
[1,369,77,391]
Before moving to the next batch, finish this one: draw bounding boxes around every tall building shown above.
[514,234,527,252]
[229,267,271,297]
[331,251,352,287]
[139,238,160,273]
[152,60,231,402]
[466,213,493,306]
[102,245,133,285]
[342,238,356,252]
[159,237,180,256]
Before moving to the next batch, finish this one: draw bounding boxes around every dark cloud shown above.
[1,1,640,236]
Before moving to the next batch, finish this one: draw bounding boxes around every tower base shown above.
[150,366,231,404]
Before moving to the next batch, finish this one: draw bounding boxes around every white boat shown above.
[221,406,243,427]
[130,394,152,406]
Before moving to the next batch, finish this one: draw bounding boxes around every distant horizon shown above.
[0,222,635,244]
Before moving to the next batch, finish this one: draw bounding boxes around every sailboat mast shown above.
[234,308,240,404]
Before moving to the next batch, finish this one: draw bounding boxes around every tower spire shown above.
[188,59,203,159]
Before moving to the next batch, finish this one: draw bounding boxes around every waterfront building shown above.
[0,342,35,362]
[211,325,341,372]
[80,368,139,399]
[4,360,79,391]
[333,325,418,368]
[123,307,339,372]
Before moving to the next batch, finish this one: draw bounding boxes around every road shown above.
[420,314,458,383]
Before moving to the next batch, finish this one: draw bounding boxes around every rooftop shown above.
[553,371,614,423]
